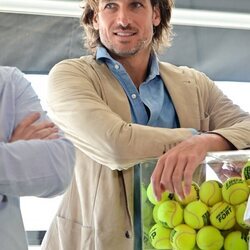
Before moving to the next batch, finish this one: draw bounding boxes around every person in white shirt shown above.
[0,66,75,250]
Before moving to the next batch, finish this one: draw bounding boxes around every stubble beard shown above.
[104,37,149,58]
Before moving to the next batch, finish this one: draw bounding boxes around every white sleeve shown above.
[0,68,75,197]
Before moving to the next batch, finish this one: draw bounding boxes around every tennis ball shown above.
[210,201,235,230]
[149,223,172,249]
[199,180,223,206]
[142,201,153,227]
[184,200,209,229]
[222,177,249,205]
[224,231,248,250]
[235,202,250,229]
[147,182,173,205]
[196,226,224,250]
[174,182,199,206]
[242,160,250,185]
[170,224,196,250]
[152,205,160,224]
[158,200,183,228]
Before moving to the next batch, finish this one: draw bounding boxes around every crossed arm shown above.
[9,112,59,142]
[0,67,75,198]
[0,111,75,198]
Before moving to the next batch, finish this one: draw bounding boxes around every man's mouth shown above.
[115,32,135,37]
[114,31,136,37]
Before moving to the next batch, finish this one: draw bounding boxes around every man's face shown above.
[93,0,161,58]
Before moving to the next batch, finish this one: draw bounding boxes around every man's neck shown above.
[111,50,151,89]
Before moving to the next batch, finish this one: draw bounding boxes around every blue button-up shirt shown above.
[96,47,179,128]
[96,47,179,249]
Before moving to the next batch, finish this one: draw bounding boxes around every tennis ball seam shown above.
[197,240,222,249]
[184,209,203,228]
[169,202,178,228]
[154,237,170,248]
[197,227,224,249]
[174,231,196,249]
[200,181,222,206]
[197,238,223,249]
[207,182,216,205]
[227,188,249,204]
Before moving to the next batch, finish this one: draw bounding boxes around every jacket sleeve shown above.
[46,61,194,170]
[0,68,75,198]
[191,69,250,150]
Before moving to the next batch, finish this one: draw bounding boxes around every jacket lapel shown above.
[159,62,200,129]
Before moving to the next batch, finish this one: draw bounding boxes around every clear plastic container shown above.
[140,150,250,250]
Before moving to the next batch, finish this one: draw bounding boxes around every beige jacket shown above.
[41,56,250,250]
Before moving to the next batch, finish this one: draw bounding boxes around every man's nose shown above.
[116,8,131,27]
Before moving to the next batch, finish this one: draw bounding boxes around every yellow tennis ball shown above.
[170,224,196,250]
[224,231,248,250]
[199,180,223,206]
[210,201,236,230]
[174,182,199,206]
[153,204,160,224]
[196,226,224,250]
[222,177,249,205]
[235,202,250,229]
[158,200,183,228]
[149,223,172,249]
[142,201,153,227]
[147,182,173,205]
[242,160,250,186]
[184,200,210,229]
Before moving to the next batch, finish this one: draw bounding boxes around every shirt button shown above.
[131,94,137,99]
[114,64,120,70]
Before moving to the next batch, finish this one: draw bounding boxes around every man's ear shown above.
[153,4,161,27]
[93,12,99,30]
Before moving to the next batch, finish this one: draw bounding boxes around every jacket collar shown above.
[89,55,201,129]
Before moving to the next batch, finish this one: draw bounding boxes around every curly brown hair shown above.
[80,0,174,53]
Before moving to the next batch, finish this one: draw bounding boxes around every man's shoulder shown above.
[50,56,110,83]
[159,61,211,85]
[0,66,24,89]
[0,66,21,80]
[159,61,203,77]
[53,55,101,71]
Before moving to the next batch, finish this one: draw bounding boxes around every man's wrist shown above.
[189,128,199,135]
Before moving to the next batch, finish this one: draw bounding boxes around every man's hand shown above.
[151,133,234,202]
[9,112,59,142]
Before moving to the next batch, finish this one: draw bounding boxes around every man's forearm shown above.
[199,133,235,152]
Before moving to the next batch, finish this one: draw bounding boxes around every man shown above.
[41,0,250,249]
[0,66,75,250]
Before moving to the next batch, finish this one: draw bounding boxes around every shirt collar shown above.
[96,46,114,62]
[96,46,160,80]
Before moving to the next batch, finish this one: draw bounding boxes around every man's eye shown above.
[132,2,143,8]
[105,3,116,9]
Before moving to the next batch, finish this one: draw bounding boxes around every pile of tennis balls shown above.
[142,160,250,250]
